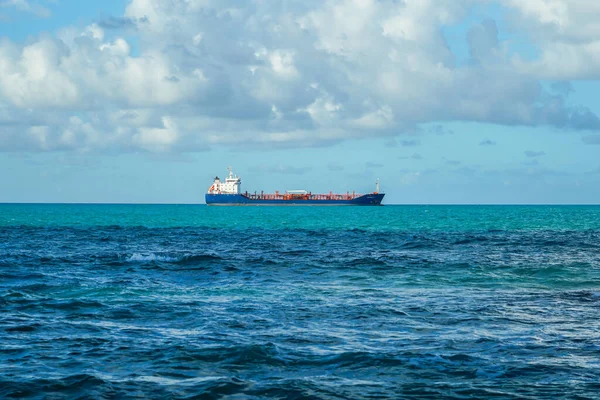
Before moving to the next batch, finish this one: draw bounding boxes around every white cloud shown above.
[0,37,80,108]
[268,50,299,79]
[302,96,342,127]
[83,23,105,41]
[133,116,179,152]
[2,0,51,18]
[351,105,394,129]
[0,0,599,153]
[508,0,600,79]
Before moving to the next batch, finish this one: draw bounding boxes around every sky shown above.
[1,0,599,204]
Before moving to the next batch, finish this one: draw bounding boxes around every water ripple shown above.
[1,219,600,398]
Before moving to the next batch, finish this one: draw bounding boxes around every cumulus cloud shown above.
[1,0,600,153]
[467,19,500,61]
[480,139,496,146]
[2,0,51,18]
[509,0,600,80]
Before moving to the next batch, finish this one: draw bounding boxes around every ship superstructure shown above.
[207,167,241,195]
[205,167,384,206]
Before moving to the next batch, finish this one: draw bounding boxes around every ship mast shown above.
[375,179,380,194]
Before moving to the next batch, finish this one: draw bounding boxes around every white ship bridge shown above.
[207,167,241,194]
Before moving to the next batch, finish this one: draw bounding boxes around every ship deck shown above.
[241,192,364,201]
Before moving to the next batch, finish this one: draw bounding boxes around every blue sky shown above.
[1,0,599,204]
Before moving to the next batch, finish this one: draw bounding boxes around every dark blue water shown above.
[2,205,600,399]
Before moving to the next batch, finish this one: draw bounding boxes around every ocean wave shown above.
[170,343,287,367]
[3,210,600,399]
[176,254,224,265]
[0,374,108,399]
[5,323,41,333]
[127,253,180,262]
[346,256,389,267]
[126,253,223,265]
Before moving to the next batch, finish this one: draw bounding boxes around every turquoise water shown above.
[1,204,600,399]
[2,204,600,231]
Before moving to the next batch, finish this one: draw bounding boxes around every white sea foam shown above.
[92,373,227,386]
[127,253,179,262]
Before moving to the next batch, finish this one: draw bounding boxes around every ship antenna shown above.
[228,166,233,178]
[376,178,380,194]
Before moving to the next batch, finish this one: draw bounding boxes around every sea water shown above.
[1,204,600,399]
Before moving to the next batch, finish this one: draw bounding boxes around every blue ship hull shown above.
[206,193,384,206]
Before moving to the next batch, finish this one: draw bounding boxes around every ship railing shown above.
[308,194,363,200]
[242,191,364,200]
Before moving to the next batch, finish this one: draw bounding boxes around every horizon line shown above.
[1,202,600,206]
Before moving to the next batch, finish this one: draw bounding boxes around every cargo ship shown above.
[205,167,384,206]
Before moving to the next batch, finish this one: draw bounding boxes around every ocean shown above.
[1,204,600,399]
